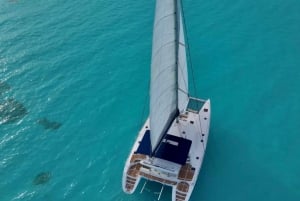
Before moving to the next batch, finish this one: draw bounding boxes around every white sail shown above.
[177,1,189,112]
[150,0,188,151]
[150,0,177,152]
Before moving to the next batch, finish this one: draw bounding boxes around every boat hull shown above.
[123,99,211,201]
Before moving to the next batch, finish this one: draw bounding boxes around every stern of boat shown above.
[122,98,211,200]
[122,153,146,194]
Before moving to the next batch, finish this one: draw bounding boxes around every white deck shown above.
[123,99,210,201]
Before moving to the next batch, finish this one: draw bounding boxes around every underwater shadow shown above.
[33,172,51,185]
[37,118,62,130]
[0,81,11,95]
[0,98,27,124]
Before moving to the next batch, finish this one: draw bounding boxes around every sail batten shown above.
[150,0,188,152]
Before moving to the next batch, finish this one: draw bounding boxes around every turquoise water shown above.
[1,0,300,200]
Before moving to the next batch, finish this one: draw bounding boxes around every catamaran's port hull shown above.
[123,99,210,201]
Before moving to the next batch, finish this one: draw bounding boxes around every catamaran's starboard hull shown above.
[123,99,210,201]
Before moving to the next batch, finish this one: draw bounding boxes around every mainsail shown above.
[150,0,189,152]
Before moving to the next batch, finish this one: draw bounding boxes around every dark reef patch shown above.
[0,82,11,94]
[0,98,27,124]
[37,118,62,130]
[33,172,51,185]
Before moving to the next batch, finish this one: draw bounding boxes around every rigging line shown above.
[157,184,165,200]
[180,0,198,97]
[139,78,150,128]
[175,0,179,109]
[178,87,188,95]
[140,180,148,194]
[178,62,189,96]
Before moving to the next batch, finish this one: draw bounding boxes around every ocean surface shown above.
[1,0,300,200]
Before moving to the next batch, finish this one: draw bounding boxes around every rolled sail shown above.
[150,0,189,152]
[177,0,189,112]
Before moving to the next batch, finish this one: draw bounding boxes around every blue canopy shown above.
[135,130,152,155]
[135,131,192,165]
[154,134,192,165]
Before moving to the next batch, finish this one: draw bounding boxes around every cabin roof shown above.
[154,134,192,165]
[135,131,192,165]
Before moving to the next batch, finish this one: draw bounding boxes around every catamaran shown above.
[122,0,211,200]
